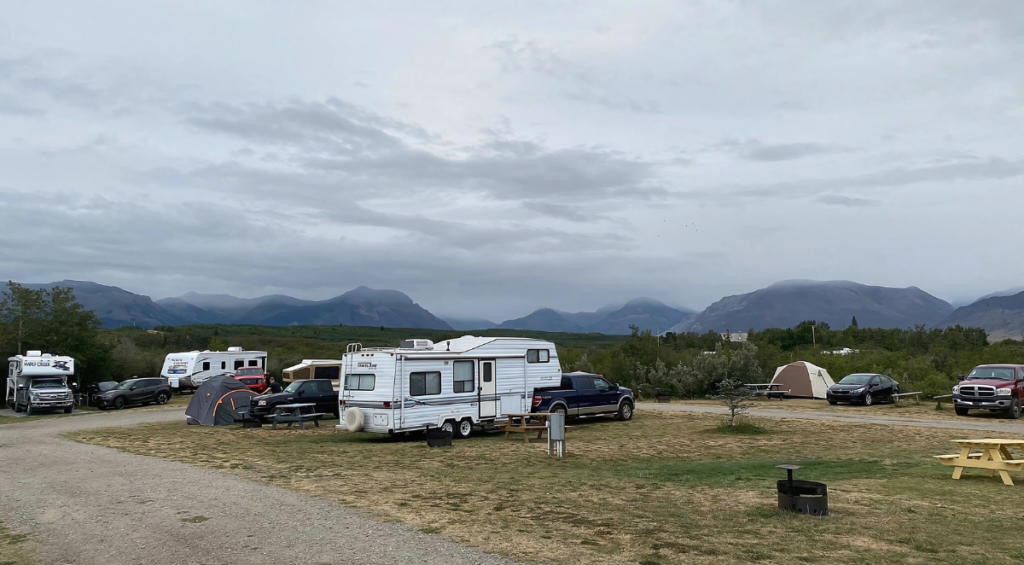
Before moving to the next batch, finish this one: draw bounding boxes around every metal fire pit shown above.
[776,465,828,516]
[425,425,453,448]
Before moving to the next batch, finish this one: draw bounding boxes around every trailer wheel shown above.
[440,420,456,435]
[456,419,474,439]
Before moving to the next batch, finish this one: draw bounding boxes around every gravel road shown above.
[0,407,518,565]
[639,402,1024,434]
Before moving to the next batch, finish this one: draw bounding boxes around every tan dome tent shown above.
[770,361,835,399]
[185,374,258,425]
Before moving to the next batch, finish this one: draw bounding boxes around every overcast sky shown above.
[2,1,1023,320]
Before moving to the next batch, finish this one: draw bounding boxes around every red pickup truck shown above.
[953,364,1024,419]
[234,367,269,393]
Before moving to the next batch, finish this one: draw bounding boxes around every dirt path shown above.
[638,402,1024,434]
[0,408,517,565]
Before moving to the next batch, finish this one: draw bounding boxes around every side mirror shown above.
[297,389,304,397]
[956,374,966,382]
[130,386,137,391]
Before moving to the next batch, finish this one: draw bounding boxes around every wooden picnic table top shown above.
[953,439,1024,447]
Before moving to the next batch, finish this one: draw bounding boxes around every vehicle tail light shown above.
[532,396,542,407]
[338,399,344,406]
[383,401,391,408]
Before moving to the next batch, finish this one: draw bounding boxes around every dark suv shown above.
[248,379,339,422]
[93,378,172,410]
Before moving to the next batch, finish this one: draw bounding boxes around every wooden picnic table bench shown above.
[892,391,923,404]
[499,413,550,443]
[267,403,325,430]
[745,383,789,401]
[935,439,1024,486]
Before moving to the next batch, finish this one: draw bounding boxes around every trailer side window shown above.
[345,374,375,391]
[202,361,210,371]
[314,366,341,380]
[248,360,258,367]
[234,360,244,370]
[453,361,474,393]
[221,362,226,370]
[409,371,441,396]
[527,349,550,363]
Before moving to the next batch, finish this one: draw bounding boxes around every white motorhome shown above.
[6,351,76,414]
[161,347,268,391]
[338,336,561,438]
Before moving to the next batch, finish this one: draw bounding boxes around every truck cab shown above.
[7,351,76,415]
[532,372,635,421]
[953,364,1024,419]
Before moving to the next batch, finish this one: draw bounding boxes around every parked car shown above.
[953,364,1024,419]
[826,374,899,405]
[531,372,635,421]
[93,378,172,410]
[85,381,119,407]
[248,379,339,422]
[233,367,268,393]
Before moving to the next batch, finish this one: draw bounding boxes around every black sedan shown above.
[826,374,899,406]
[94,378,172,410]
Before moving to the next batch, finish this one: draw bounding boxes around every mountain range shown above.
[11,279,1024,340]
[669,280,956,334]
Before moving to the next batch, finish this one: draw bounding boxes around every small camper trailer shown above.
[338,336,561,438]
[283,359,345,390]
[161,347,267,392]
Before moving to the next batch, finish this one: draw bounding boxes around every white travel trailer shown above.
[338,336,561,438]
[161,347,268,391]
[6,351,76,413]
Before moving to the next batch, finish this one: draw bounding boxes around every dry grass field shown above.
[70,411,1024,565]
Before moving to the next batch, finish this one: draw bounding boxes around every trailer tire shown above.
[440,420,456,435]
[344,407,365,432]
[456,419,473,439]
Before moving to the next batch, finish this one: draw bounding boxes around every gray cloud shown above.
[3,1,1024,319]
[816,195,880,207]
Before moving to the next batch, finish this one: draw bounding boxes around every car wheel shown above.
[13,401,23,413]
[63,406,72,414]
[617,401,634,421]
[439,420,455,435]
[25,401,34,416]
[1006,399,1021,420]
[113,397,126,410]
[863,392,873,406]
[550,405,567,418]
[155,392,169,405]
[954,407,970,416]
[456,419,473,439]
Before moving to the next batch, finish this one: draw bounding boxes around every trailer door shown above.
[479,360,497,418]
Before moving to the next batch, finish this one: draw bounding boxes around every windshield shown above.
[97,382,118,391]
[236,368,263,376]
[32,379,65,389]
[115,380,139,390]
[967,367,1015,381]
[838,374,873,385]
[284,381,303,393]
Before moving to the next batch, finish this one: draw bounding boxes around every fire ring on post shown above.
[776,464,828,516]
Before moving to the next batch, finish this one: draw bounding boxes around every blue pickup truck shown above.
[532,372,635,421]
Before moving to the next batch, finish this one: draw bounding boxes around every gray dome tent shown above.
[185,374,258,426]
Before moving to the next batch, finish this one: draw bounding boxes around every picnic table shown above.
[935,439,1024,486]
[499,413,550,443]
[267,403,324,430]
[892,391,923,404]
[745,383,788,400]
